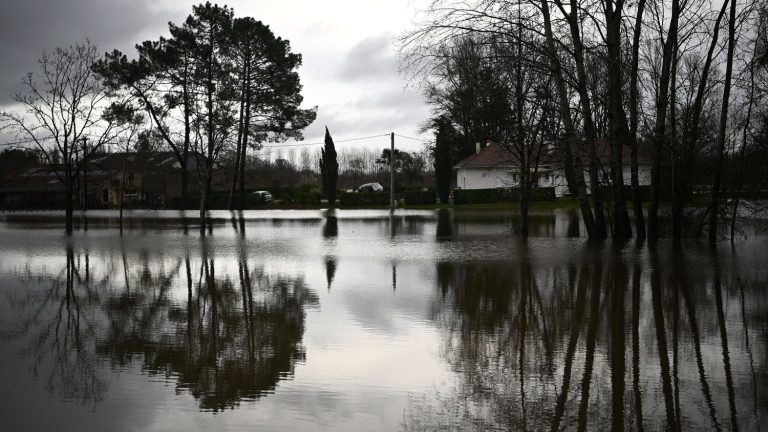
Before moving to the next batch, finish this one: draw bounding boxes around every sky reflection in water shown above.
[0,209,766,431]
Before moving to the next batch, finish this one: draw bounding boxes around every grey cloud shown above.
[0,0,182,104]
[338,34,398,81]
[352,87,422,111]
[302,102,429,152]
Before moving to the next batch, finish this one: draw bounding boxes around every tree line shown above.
[2,2,316,233]
[404,0,768,240]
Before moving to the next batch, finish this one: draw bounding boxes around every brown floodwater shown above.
[0,209,766,431]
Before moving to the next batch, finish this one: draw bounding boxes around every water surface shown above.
[0,209,766,431]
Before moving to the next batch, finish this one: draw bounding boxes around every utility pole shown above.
[390,132,395,214]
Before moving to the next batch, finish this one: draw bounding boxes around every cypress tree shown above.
[320,126,339,205]
[433,117,455,204]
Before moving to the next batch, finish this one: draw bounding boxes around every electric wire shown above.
[394,133,431,143]
[261,133,390,148]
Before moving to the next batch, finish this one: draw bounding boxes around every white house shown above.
[454,142,652,198]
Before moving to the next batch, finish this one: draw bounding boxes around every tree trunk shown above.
[202,25,215,234]
[709,0,737,242]
[563,0,607,237]
[229,70,246,211]
[673,0,730,238]
[239,57,251,211]
[65,168,74,234]
[515,22,528,239]
[649,0,681,238]
[730,62,756,241]
[181,58,191,211]
[540,0,598,238]
[200,168,212,235]
[520,187,530,239]
[120,158,127,235]
[605,0,632,238]
[629,0,647,239]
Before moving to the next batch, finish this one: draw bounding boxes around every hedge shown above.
[528,188,557,201]
[403,190,436,205]
[453,187,556,204]
[194,191,264,209]
[598,185,652,202]
[339,192,390,206]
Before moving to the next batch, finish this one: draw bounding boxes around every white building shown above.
[453,142,652,198]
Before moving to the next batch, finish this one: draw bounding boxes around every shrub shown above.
[339,192,390,206]
[294,190,322,204]
[453,188,509,204]
[528,187,556,201]
[453,187,555,204]
[403,190,436,205]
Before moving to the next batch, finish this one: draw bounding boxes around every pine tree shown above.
[320,127,339,205]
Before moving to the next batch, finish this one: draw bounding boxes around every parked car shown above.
[251,190,273,204]
[355,182,384,193]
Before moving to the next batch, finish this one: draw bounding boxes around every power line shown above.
[394,133,431,143]
[261,133,390,148]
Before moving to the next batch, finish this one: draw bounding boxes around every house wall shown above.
[457,165,652,198]
[456,167,518,190]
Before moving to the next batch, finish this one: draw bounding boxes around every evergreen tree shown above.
[227,16,317,210]
[433,117,455,204]
[319,127,339,205]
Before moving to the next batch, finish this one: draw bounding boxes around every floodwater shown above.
[0,209,766,431]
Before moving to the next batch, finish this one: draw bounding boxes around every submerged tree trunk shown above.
[515,23,529,238]
[604,0,632,238]
[520,185,530,237]
[200,168,213,235]
[673,0,730,238]
[629,0,647,239]
[730,62,756,241]
[540,0,598,238]
[649,0,681,239]
[119,158,128,235]
[559,0,606,238]
[709,0,738,242]
[65,167,74,234]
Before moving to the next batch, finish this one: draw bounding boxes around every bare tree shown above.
[1,41,123,233]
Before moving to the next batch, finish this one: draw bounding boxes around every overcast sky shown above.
[0,0,432,153]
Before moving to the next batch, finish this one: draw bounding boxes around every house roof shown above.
[88,151,204,171]
[454,139,652,170]
[454,144,518,169]
[0,166,114,193]
[0,151,206,194]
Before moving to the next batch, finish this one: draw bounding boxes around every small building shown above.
[453,142,652,198]
[88,151,206,208]
[0,151,216,210]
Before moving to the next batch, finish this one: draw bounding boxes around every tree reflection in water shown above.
[9,240,318,412]
[405,242,768,431]
[9,247,108,407]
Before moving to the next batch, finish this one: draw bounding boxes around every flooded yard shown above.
[0,209,766,431]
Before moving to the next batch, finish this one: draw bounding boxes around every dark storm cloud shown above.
[339,34,397,80]
[0,0,180,104]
